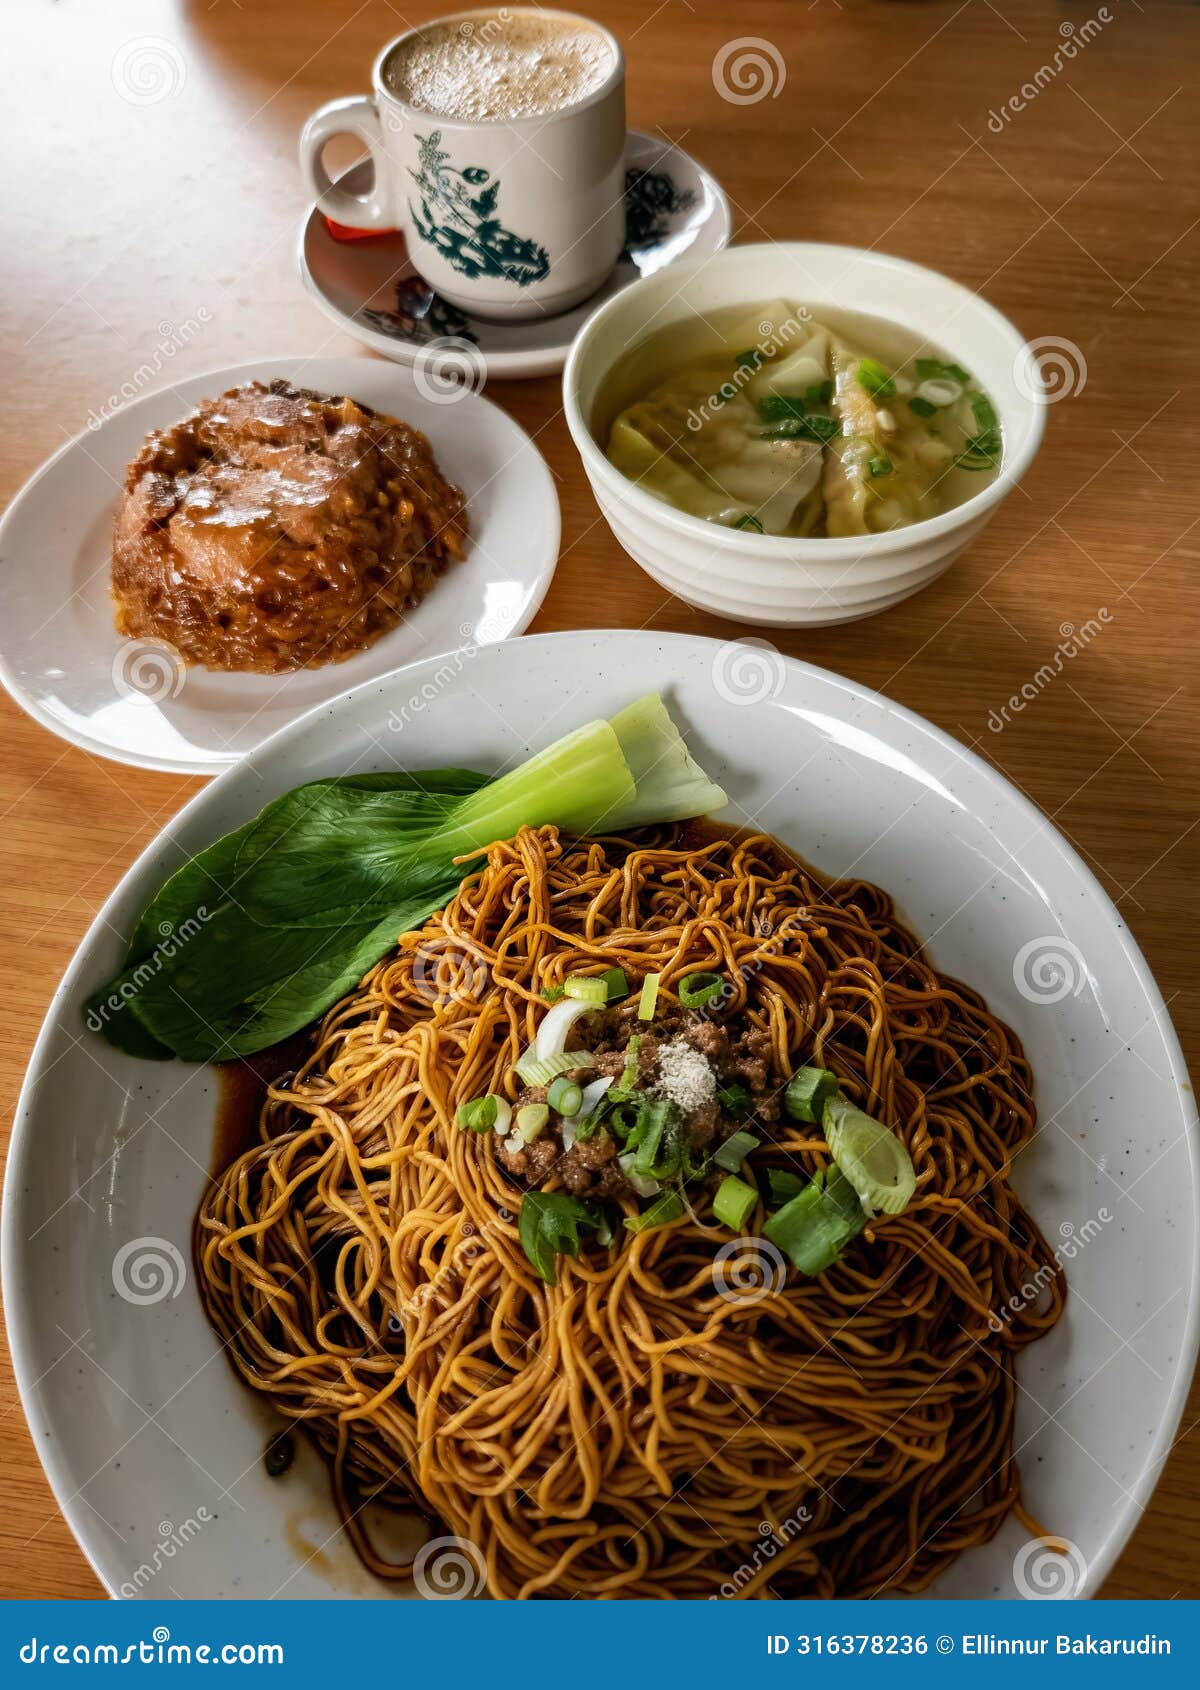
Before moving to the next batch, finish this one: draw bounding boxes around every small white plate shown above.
[298,131,732,380]
[0,357,559,775]
[4,631,1196,1600]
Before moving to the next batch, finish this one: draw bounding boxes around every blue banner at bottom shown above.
[0,1601,1195,1686]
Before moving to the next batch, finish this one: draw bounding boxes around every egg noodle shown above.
[197,823,1063,1598]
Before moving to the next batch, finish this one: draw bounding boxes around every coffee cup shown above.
[300,7,626,322]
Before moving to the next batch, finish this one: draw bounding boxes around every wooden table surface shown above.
[1,0,1197,1601]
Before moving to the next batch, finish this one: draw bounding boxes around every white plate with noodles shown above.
[4,630,1196,1601]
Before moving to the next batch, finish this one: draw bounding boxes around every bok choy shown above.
[84,693,726,1064]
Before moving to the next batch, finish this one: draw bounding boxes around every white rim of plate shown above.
[0,356,561,776]
[3,628,1197,1597]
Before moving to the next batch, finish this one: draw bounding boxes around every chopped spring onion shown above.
[514,1048,593,1087]
[534,998,595,1063]
[805,379,835,407]
[857,357,895,399]
[784,1066,840,1125]
[609,1034,642,1099]
[957,392,1002,471]
[600,966,629,999]
[638,973,660,1020]
[916,357,972,386]
[562,974,609,1005]
[823,1095,916,1215]
[907,395,937,418]
[457,1095,500,1133]
[766,1167,806,1205]
[624,1191,684,1235]
[759,414,839,444]
[867,455,893,478]
[763,1167,867,1276]
[678,971,724,1009]
[617,1151,661,1199]
[717,1081,753,1120]
[713,1174,758,1232]
[734,348,763,371]
[547,1077,583,1117]
[540,984,565,1002]
[513,1103,550,1145]
[733,513,764,533]
[914,376,963,409]
[630,1096,686,1181]
[713,1130,759,1172]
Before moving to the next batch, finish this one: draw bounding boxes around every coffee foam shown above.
[384,12,614,122]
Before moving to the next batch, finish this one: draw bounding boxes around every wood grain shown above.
[1,0,1197,1600]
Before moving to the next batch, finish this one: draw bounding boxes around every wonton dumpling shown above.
[607,361,823,535]
[823,338,954,537]
[744,327,831,406]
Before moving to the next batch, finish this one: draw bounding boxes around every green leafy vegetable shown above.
[907,395,937,419]
[457,1095,499,1133]
[784,1066,840,1124]
[734,349,763,372]
[763,1167,868,1276]
[716,1081,753,1119]
[518,1191,604,1285]
[868,455,893,478]
[86,695,727,1063]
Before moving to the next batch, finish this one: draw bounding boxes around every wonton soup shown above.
[597,302,1003,538]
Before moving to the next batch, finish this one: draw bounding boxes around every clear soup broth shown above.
[595,301,1003,539]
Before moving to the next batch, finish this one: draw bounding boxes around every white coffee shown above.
[384,10,615,123]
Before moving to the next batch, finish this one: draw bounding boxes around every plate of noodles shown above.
[4,630,1196,1600]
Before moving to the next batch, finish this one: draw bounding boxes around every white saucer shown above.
[0,357,559,775]
[298,131,733,381]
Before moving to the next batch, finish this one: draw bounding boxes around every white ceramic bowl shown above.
[562,243,1046,626]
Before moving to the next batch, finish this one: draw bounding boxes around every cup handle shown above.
[299,95,392,230]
